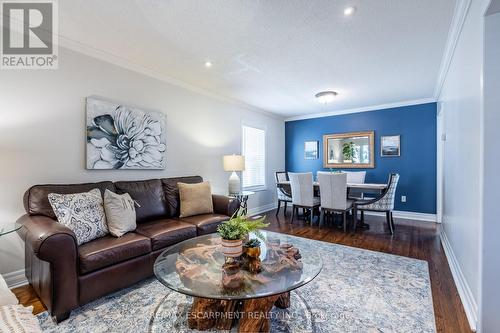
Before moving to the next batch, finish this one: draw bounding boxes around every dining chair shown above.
[275,171,292,216]
[317,172,354,232]
[288,172,320,225]
[353,173,400,234]
[342,170,366,200]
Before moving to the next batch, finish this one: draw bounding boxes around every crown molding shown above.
[56,36,284,121]
[284,98,436,122]
[434,0,473,99]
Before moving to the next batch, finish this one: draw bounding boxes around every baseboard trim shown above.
[4,269,28,289]
[365,210,437,222]
[248,203,278,217]
[440,229,477,331]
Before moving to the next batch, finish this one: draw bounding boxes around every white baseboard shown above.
[440,229,477,331]
[248,203,278,217]
[365,210,437,222]
[4,269,28,289]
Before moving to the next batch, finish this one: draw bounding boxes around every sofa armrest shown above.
[212,194,239,217]
[16,214,78,319]
[17,214,77,262]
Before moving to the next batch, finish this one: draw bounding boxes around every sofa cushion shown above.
[114,179,168,223]
[104,190,137,237]
[23,181,115,218]
[78,233,151,274]
[161,176,203,217]
[180,214,229,235]
[48,189,109,246]
[135,219,196,250]
[178,181,214,218]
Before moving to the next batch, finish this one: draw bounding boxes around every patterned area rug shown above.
[37,237,436,333]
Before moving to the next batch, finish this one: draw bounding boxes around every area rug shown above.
[37,236,436,333]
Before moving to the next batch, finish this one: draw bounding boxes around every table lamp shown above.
[223,154,245,194]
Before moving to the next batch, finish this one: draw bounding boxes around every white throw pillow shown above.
[48,189,109,245]
[103,189,137,237]
[0,305,42,333]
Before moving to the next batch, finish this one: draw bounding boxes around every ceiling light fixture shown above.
[204,61,213,68]
[344,6,356,16]
[315,91,338,104]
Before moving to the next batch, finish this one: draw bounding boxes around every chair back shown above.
[383,173,400,210]
[288,172,314,206]
[317,172,348,210]
[275,171,291,200]
[342,170,366,184]
[275,171,288,183]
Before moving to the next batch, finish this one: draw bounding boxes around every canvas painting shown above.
[86,97,167,169]
[304,141,319,159]
[381,135,400,157]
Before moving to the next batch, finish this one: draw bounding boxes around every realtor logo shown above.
[1,0,58,69]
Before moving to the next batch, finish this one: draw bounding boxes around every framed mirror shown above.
[323,131,375,168]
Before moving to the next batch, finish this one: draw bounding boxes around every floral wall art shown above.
[86,97,167,169]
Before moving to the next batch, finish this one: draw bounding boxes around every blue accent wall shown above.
[285,103,437,214]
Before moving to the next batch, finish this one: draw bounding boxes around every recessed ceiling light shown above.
[315,91,338,104]
[204,61,213,68]
[344,6,356,16]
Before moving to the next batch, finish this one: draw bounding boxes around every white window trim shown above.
[241,122,267,192]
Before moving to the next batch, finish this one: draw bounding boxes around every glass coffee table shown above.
[154,230,323,333]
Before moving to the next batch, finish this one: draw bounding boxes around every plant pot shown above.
[244,246,261,258]
[343,159,352,163]
[221,238,243,257]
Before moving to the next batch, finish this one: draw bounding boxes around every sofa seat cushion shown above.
[180,214,229,235]
[79,233,151,274]
[135,219,196,251]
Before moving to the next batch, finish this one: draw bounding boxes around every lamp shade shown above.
[223,155,245,171]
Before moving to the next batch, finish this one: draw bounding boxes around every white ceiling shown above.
[59,0,456,118]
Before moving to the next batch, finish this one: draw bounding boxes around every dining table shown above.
[276,180,387,192]
[276,180,388,229]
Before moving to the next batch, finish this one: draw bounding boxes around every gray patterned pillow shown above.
[48,189,109,245]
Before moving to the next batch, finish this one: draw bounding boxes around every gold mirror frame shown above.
[323,131,375,169]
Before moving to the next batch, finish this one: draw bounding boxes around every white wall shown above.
[480,8,500,333]
[437,0,487,329]
[0,47,285,279]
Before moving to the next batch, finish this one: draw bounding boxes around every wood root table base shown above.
[187,292,291,333]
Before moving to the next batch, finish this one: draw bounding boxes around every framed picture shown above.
[381,135,400,157]
[86,97,167,169]
[304,141,319,159]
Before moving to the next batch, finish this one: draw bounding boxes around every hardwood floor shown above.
[12,209,472,333]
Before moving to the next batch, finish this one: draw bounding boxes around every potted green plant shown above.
[342,141,356,163]
[217,215,268,257]
[243,238,262,258]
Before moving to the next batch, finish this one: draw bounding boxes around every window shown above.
[242,125,266,190]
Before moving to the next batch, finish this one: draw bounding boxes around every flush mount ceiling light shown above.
[344,6,356,16]
[204,61,213,68]
[315,91,338,104]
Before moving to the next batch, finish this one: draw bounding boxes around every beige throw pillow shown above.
[104,189,137,237]
[178,181,214,218]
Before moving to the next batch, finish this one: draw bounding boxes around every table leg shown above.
[188,293,289,332]
[274,291,291,309]
[238,294,280,333]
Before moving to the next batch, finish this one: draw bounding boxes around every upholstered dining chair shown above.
[342,170,366,200]
[288,172,320,225]
[275,171,292,216]
[317,172,354,232]
[353,173,400,234]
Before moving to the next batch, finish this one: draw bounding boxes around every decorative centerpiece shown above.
[216,215,268,258]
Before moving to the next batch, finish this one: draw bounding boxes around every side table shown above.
[229,191,255,216]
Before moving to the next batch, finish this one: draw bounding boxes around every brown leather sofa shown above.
[16,176,239,322]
